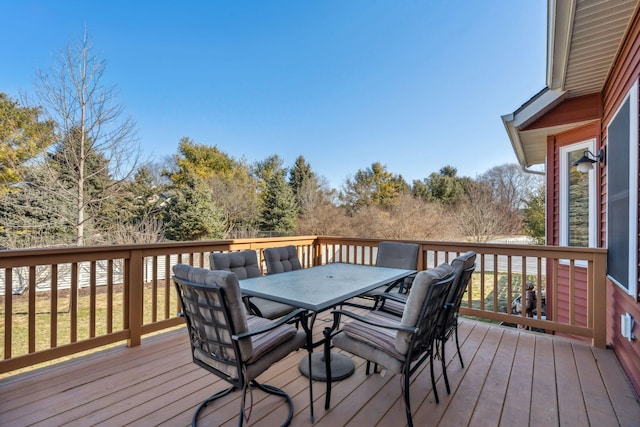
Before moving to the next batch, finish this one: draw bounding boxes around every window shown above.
[607,82,638,297]
[560,140,597,249]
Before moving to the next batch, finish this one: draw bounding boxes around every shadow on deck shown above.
[1,311,639,426]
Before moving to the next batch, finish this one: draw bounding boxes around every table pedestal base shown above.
[298,352,354,382]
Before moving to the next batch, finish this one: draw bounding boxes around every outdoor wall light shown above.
[573,148,605,172]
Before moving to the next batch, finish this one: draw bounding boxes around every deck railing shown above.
[0,236,607,374]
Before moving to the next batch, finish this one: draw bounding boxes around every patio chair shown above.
[436,251,476,392]
[210,250,296,319]
[363,241,419,307]
[172,264,313,426]
[376,251,477,393]
[323,264,455,427]
[263,245,302,274]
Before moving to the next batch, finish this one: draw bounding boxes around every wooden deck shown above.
[1,310,639,427]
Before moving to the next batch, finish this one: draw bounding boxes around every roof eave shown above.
[501,88,567,167]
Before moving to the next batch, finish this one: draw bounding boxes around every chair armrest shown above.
[331,309,418,334]
[376,292,408,304]
[232,308,306,341]
[382,272,417,293]
[372,291,407,311]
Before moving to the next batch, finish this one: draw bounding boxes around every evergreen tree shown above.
[164,137,236,185]
[163,176,225,241]
[260,170,298,234]
[289,155,320,213]
[0,166,75,248]
[412,165,469,204]
[340,162,408,213]
[523,185,546,245]
[0,93,55,195]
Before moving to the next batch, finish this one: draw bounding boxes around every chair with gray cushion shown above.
[377,251,477,394]
[436,251,476,388]
[263,246,302,274]
[323,264,455,427]
[363,242,419,307]
[210,250,296,319]
[172,264,313,426]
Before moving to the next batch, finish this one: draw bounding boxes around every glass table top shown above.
[240,263,415,312]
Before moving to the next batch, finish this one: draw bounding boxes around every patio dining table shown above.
[239,262,416,381]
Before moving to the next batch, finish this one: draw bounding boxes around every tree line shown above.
[0,31,545,249]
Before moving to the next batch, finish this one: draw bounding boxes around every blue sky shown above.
[1,1,546,189]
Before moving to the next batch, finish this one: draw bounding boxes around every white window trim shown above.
[606,82,638,297]
[559,139,598,249]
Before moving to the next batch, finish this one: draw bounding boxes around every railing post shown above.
[592,252,607,348]
[128,249,144,347]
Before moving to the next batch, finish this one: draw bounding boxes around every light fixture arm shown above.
[573,148,605,172]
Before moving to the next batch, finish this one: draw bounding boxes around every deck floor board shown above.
[1,313,639,427]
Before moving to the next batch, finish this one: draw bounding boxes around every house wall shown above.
[535,6,640,396]
[600,4,640,396]
[545,124,599,341]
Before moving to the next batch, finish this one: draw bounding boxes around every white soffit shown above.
[549,0,638,96]
[505,0,638,167]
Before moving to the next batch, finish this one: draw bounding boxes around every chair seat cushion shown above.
[334,311,406,374]
[378,296,406,317]
[340,311,406,360]
[245,315,306,379]
[245,315,299,362]
[250,297,296,319]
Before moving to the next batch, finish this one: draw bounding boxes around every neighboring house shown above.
[502,0,640,395]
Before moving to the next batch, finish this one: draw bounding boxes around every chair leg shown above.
[441,339,450,395]
[454,322,464,368]
[403,366,414,427]
[192,386,235,427]
[430,350,439,404]
[253,381,294,425]
[192,382,294,427]
[324,327,333,410]
[307,350,315,423]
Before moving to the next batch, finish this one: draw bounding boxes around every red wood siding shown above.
[556,264,589,325]
[540,5,640,395]
[607,280,640,394]
[600,3,640,396]
[525,93,602,131]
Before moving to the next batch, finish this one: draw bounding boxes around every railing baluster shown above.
[71,262,78,343]
[28,266,36,353]
[493,255,500,313]
[521,256,527,319]
[90,261,96,338]
[478,253,485,310]
[4,269,12,359]
[536,257,543,320]
[51,265,58,347]
[152,256,158,323]
[569,259,575,325]
[107,260,113,333]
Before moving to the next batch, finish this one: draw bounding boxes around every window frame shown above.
[606,82,638,297]
[559,139,598,250]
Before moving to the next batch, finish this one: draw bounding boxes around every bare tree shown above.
[454,181,521,242]
[479,163,542,213]
[33,29,140,245]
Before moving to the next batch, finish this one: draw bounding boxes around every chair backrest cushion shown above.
[264,246,302,274]
[375,241,419,270]
[172,264,252,360]
[396,263,453,354]
[210,250,261,279]
[449,251,476,302]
